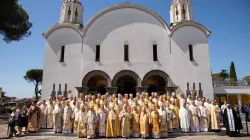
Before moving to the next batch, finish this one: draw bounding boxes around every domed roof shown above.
[64,0,82,5]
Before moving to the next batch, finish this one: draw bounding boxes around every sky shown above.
[0,0,250,98]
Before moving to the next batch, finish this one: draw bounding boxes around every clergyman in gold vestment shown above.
[140,106,150,138]
[119,104,132,138]
[106,102,120,138]
[149,104,160,138]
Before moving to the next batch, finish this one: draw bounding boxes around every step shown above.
[38,128,55,132]
[27,131,227,137]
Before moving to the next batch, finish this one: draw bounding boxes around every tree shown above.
[230,61,237,81]
[24,69,43,100]
[219,69,229,80]
[0,0,32,43]
[243,76,250,86]
[212,73,223,81]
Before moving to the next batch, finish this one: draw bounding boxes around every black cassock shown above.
[235,111,243,132]
[223,108,237,137]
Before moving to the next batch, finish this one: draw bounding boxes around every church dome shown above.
[64,0,82,5]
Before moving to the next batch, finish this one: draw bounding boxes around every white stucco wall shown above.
[42,28,82,99]
[82,8,171,84]
[170,26,213,99]
[42,6,214,99]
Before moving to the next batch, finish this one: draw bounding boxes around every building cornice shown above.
[169,21,211,38]
[43,23,83,39]
[82,3,170,35]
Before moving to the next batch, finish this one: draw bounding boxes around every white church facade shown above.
[42,0,213,100]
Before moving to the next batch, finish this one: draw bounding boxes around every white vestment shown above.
[128,99,134,107]
[97,109,107,137]
[195,100,200,106]
[188,104,200,132]
[179,107,191,132]
[199,106,208,132]
[39,104,47,128]
[45,103,54,128]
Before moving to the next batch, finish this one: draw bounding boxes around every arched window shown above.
[96,44,100,61]
[175,6,179,21]
[189,44,194,61]
[60,46,65,62]
[153,41,158,61]
[182,5,186,19]
[68,6,71,20]
[75,7,78,21]
[124,41,129,61]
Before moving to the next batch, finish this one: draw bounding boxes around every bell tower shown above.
[170,0,193,26]
[59,0,83,25]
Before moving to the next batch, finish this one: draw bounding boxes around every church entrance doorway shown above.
[147,84,158,94]
[87,75,107,95]
[116,75,137,95]
[146,75,166,94]
[96,85,107,95]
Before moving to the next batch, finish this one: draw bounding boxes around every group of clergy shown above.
[26,92,240,139]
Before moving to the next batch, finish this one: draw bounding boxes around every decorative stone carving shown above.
[198,82,203,98]
[186,83,191,97]
[51,84,56,99]
[63,84,68,98]
[57,84,62,97]
[75,86,89,97]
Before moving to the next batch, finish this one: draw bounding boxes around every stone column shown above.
[75,86,89,97]
[237,93,241,108]
[135,86,147,93]
[105,87,118,94]
[51,84,56,99]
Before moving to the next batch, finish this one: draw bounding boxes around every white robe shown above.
[199,106,208,132]
[158,108,169,137]
[86,110,97,138]
[53,103,63,133]
[39,104,47,128]
[179,107,191,132]
[195,100,200,106]
[97,109,107,137]
[128,99,134,107]
[77,110,87,138]
[188,104,200,132]
[45,103,54,128]
[63,105,73,133]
